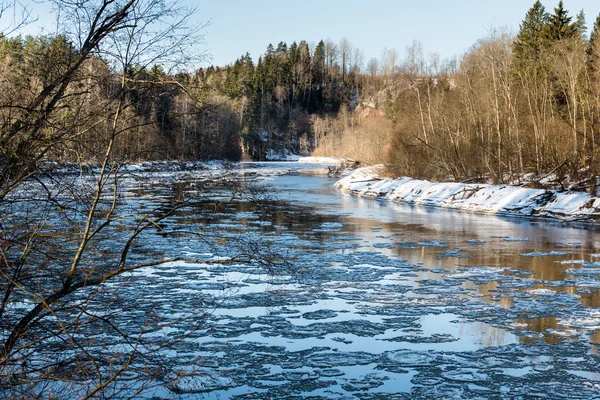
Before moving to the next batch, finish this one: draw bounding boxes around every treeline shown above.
[381,0,600,186]
[206,39,362,159]
[5,0,600,188]
[0,34,242,163]
[320,1,600,189]
[0,33,363,163]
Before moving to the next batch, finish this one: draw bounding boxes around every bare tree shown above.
[367,57,379,80]
[339,37,351,83]
[381,46,398,80]
[0,1,253,398]
[0,0,36,35]
[551,37,588,169]
[324,38,338,75]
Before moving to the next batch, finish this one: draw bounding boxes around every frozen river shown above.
[121,162,600,398]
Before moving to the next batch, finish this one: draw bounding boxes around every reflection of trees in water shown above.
[516,317,565,345]
[319,209,600,348]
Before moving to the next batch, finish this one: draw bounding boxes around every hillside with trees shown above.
[3,1,600,189]
[377,0,600,190]
[218,0,600,193]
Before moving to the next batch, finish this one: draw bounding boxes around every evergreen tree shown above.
[274,43,291,86]
[590,14,600,48]
[253,56,266,128]
[513,0,548,66]
[240,52,255,92]
[575,10,587,39]
[289,41,299,65]
[276,41,287,55]
[313,40,326,83]
[588,14,600,65]
[216,37,348,155]
[289,41,300,103]
[545,1,578,41]
[312,40,326,111]
[263,44,277,91]
[222,57,241,98]
[297,40,312,107]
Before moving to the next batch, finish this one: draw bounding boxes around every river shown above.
[117,162,600,398]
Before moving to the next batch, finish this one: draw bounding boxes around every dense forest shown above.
[3,0,600,188]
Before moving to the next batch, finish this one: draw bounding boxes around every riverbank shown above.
[335,166,600,222]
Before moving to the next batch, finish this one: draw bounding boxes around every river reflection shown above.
[259,171,600,346]
[125,164,600,398]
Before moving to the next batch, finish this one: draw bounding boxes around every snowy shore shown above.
[335,166,600,222]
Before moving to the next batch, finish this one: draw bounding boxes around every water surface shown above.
[126,162,600,399]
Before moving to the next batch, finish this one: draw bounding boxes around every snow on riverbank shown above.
[297,156,344,164]
[263,151,345,164]
[335,166,600,222]
[265,149,300,161]
[44,157,343,176]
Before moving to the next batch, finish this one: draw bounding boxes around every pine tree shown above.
[513,0,548,66]
[544,1,578,41]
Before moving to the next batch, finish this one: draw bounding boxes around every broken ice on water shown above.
[61,162,600,398]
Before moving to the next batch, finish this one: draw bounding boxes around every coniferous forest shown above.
[3,1,600,187]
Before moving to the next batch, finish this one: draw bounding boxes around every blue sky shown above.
[198,0,600,66]
[16,0,600,67]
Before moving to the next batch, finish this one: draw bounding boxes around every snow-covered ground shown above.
[265,149,301,161]
[263,149,346,164]
[297,156,346,164]
[336,166,600,222]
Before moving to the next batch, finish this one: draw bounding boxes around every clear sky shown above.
[15,0,600,68]
[198,0,600,66]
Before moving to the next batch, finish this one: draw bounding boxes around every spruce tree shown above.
[588,14,600,63]
[222,57,241,98]
[289,41,299,65]
[575,10,587,39]
[263,44,277,91]
[239,52,255,95]
[312,40,326,110]
[513,0,548,66]
[254,56,266,128]
[313,40,325,81]
[544,1,578,41]
[266,43,274,55]
[276,41,287,55]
